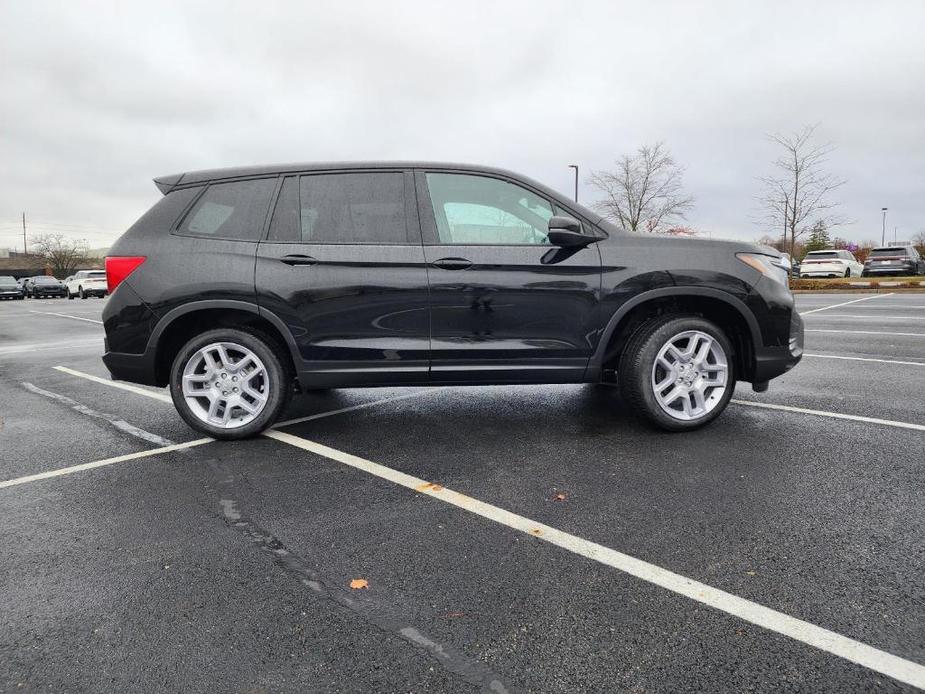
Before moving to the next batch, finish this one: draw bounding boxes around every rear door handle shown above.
[280,254,318,266]
[431,257,472,270]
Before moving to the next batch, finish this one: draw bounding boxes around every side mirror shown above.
[547,216,593,247]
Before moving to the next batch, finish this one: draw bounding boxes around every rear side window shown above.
[267,172,411,244]
[179,178,275,240]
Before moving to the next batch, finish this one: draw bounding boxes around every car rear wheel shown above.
[618,315,735,432]
[169,328,291,440]
[844,269,851,278]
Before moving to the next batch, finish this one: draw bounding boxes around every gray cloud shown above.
[2,0,923,249]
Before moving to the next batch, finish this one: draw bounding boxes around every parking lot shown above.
[1,292,923,693]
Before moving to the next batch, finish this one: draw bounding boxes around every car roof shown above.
[151,161,603,223]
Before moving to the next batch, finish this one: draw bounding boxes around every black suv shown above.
[102,162,803,439]
[862,245,925,276]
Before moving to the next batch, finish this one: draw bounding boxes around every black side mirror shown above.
[547,216,593,247]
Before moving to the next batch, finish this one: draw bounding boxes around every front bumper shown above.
[752,309,803,383]
[33,290,66,296]
[0,290,23,297]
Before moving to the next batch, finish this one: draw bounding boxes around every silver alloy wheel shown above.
[651,330,729,421]
[181,342,269,429]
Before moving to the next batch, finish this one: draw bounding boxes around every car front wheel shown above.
[170,328,291,440]
[618,315,735,432]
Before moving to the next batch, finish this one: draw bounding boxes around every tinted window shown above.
[267,177,300,242]
[268,173,410,244]
[179,178,275,240]
[869,247,910,257]
[805,252,838,259]
[426,173,554,245]
[34,277,59,284]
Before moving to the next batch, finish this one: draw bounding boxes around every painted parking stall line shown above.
[802,353,925,367]
[265,429,925,690]
[806,329,925,337]
[0,438,212,490]
[799,293,894,316]
[54,365,173,403]
[731,399,925,431]
[27,310,103,325]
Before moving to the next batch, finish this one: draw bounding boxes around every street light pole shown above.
[568,164,578,203]
[881,207,888,246]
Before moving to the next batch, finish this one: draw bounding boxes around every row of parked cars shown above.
[780,244,925,279]
[0,270,108,300]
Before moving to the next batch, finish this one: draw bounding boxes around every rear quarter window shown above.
[126,186,202,236]
[178,178,276,240]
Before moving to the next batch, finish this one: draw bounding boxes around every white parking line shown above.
[799,293,893,316]
[265,429,925,690]
[804,314,925,320]
[53,366,172,403]
[803,353,925,367]
[806,329,925,337]
[731,400,925,431]
[27,310,103,325]
[0,338,101,355]
[0,438,212,490]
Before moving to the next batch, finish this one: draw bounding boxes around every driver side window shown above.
[426,173,555,245]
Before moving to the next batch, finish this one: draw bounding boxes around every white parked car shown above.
[65,269,108,299]
[799,249,864,278]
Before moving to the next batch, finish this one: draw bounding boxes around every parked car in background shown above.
[26,275,67,298]
[862,245,925,276]
[0,275,24,300]
[65,269,108,299]
[799,249,864,278]
[101,161,803,439]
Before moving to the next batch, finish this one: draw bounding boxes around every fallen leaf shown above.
[416,482,444,493]
[745,571,756,576]
[529,528,543,536]
[553,493,566,502]
[349,579,369,589]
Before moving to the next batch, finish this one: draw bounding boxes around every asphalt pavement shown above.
[1,292,923,693]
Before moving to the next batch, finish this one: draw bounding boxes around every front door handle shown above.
[280,254,318,266]
[431,257,472,270]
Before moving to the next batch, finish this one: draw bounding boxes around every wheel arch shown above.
[148,300,301,387]
[591,287,762,382]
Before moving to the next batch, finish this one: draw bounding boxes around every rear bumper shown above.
[102,346,159,386]
[863,265,914,275]
[752,310,803,382]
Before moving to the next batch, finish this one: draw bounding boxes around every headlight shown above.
[737,252,790,286]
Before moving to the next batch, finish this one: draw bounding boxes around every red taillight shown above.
[105,256,146,293]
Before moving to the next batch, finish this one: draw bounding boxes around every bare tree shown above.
[30,233,90,277]
[588,142,694,232]
[756,125,846,260]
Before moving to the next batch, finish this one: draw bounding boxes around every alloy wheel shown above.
[181,342,269,429]
[651,330,729,421]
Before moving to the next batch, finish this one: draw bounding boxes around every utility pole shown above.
[22,212,27,254]
[894,226,898,243]
[568,164,578,203]
[881,207,888,246]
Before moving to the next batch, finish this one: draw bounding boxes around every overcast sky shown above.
[2,0,923,250]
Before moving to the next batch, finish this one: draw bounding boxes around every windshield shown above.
[869,247,909,257]
[34,277,60,284]
[0,276,16,283]
[805,252,838,259]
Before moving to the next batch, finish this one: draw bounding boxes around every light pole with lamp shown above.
[568,165,578,203]
[881,207,888,246]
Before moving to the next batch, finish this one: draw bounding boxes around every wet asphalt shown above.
[0,292,923,693]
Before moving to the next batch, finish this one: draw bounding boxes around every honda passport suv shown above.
[102,162,803,439]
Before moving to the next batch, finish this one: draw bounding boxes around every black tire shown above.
[618,314,735,432]
[67,290,74,300]
[79,287,86,299]
[169,327,292,440]
[844,269,850,278]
